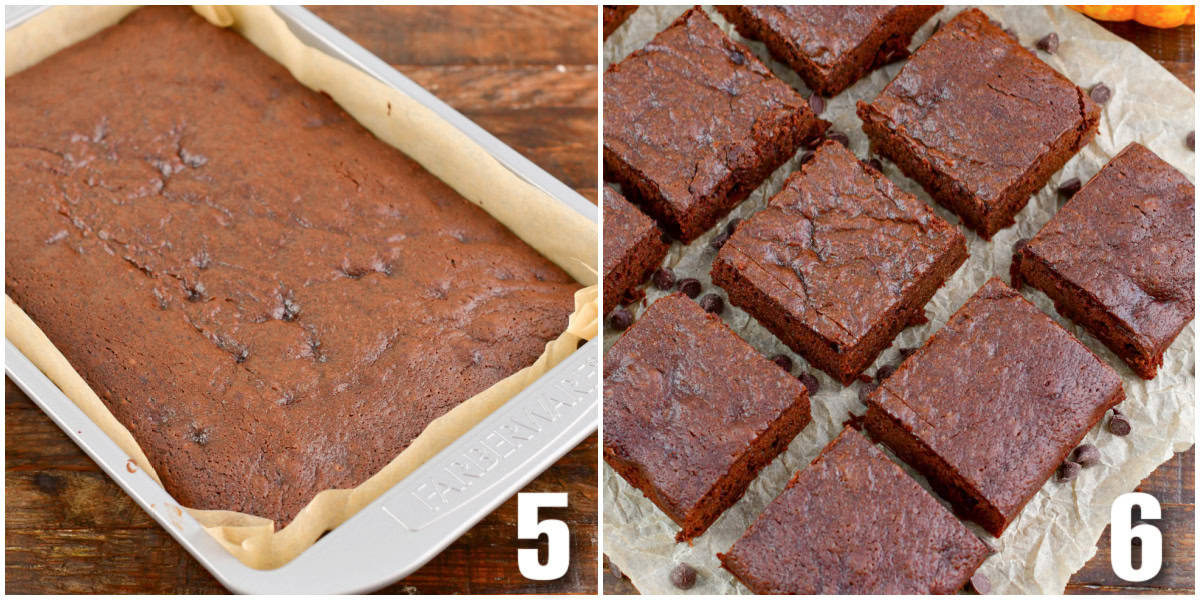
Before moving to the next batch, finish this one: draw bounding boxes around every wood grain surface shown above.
[4,5,598,594]
[602,15,1196,597]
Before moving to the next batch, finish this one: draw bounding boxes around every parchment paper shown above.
[5,5,599,570]
[603,5,1195,595]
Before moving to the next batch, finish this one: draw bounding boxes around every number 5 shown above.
[1110,492,1162,582]
[517,492,570,580]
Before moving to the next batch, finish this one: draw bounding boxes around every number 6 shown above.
[517,492,570,580]
[1110,492,1162,582]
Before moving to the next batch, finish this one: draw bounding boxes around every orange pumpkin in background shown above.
[1068,5,1195,28]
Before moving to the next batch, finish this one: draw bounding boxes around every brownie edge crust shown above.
[5,6,578,526]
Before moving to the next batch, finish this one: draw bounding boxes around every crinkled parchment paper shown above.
[603,5,1194,595]
[6,5,598,570]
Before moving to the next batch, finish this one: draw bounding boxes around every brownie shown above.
[1012,143,1195,379]
[857,8,1101,239]
[720,426,989,594]
[603,293,811,541]
[604,8,827,243]
[864,278,1124,536]
[717,5,942,97]
[603,186,669,312]
[603,5,638,40]
[5,7,578,526]
[712,141,966,385]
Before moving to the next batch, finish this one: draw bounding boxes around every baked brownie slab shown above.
[603,185,669,312]
[720,426,989,594]
[712,141,966,385]
[857,8,1100,239]
[5,7,578,525]
[864,278,1124,536]
[603,5,638,39]
[1013,143,1194,379]
[604,8,827,242]
[603,293,811,541]
[717,5,941,97]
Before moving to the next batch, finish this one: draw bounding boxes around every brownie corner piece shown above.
[603,185,668,313]
[1012,142,1195,379]
[864,278,1124,536]
[720,426,988,594]
[712,141,966,385]
[602,293,811,541]
[717,5,941,96]
[603,7,826,243]
[857,8,1100,239]
[603,5,638,39]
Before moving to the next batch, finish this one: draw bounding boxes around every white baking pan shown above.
[4,5,598,593]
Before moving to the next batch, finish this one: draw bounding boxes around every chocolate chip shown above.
[608,307,633,331]
[710,231,731,250]
[808,94,826,116]
[858,381,879,404]
[799,150,815,166]
[1187,131,1195,151]
[1035,32,1059,54]
[875,363,897,383]
[771,354,793,372]
[1108,414,1131,436]
[898,346,919,360]
[798,372,820,395]
[1057,460,1081,482]
[867,158,883,172]
[725,218,741,235]
[970,572,991,594]
[1072,443,1101,467]
[826,130,850,148]
[670,563,697,590]
[699,293,724,315]
[1089,83,1111,105]
[653,267,676,290]
[1057,177,1081,198]
[677,278,702,299]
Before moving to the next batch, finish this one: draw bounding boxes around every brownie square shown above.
[712,141,967,385]
[604,7,827,242]
[603,5,638,39]
[1012,143,1195,379]
[717,5,942,96]
[720,426,989,594]
[603,293,811,541]
[864,278,1124,536]
[857,8,1100,240]
[603,185,669,312]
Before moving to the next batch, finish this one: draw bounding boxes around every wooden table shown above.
[603,16,1196,597]
[4,5,598,594]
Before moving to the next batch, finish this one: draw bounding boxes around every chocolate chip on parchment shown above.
[898,346,919,360]
[1035,32,1059,54]
[771,354,793,372]
[1072,443,1101,467]
[808,94,826,116]
[875,363,898,383]
[1187,131,1195,151]
[799,150,816,166]
[653,267,676,290]
[699,293,724,315]
[798,372,820,395]
[970,572,992,594]
[1089,83,1112,105]
[677,278,703,299]
[608,307,633,331]
[826,130,851,148]
[725,218,741,236]
[670,563,697,590]
[867,158,884,172]
[1057,177,1082,198]
[710,231,731,250]
[1108,413,1131,436]
[1056,460,1081,482]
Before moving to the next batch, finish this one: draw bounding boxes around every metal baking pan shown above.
[4,5,598,594]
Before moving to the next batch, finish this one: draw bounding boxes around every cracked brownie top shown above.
[857,8,1099,209]
[717,141,963,349]
[5,6,577,525]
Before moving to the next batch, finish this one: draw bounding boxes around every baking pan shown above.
[4,5,598,593]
